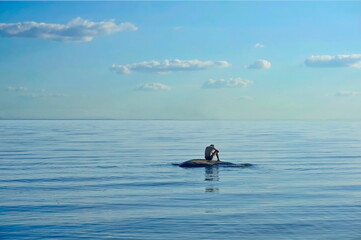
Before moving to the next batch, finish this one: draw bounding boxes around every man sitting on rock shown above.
[204,144,220,161]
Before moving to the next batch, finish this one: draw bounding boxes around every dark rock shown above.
[178,159,252,168]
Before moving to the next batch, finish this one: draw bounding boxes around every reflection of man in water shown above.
[205,166,219,181]
[205,166,219,193]
[204,144,220,161]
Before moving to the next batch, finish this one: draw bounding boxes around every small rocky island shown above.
[178,159,252,168]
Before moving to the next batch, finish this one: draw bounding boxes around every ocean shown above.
[1,120,361,240]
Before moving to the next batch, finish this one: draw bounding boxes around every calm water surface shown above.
[1,120,361,239]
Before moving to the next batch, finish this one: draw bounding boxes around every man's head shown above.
[210,144,214,147]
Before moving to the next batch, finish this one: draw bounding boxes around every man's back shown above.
[204,144,220,161]
[204,146,214,158]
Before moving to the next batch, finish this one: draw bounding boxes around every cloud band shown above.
[0,17,138,42]
[111,59,231,74]
[203,77,252,88]
[136,83,171,91]
[305,54,361,68]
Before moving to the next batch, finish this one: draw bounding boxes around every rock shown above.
[178,159,252,168]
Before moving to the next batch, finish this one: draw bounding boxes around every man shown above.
[204,144,220,161]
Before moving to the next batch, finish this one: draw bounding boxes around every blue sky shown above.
[1,1,360,120]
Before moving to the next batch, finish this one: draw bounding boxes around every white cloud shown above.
[254,43,265,48]
[136,83,171,91]
[335,91,361,97]
[0,17,138,42]
[203,77,252,89]
[6,86,67,98]
[110,59,231,75]
[247,59,271,69]
[28,92,67,98]
[305,54,361,68]
[6,86,28,92]
[26,89,67,98]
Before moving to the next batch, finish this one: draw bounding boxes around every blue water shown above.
[1,120,361,240]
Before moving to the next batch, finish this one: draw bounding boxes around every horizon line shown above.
[1,118,361,121]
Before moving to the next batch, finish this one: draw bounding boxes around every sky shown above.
[0,1,360,120]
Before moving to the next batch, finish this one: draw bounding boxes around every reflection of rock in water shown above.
[205,166,219,181]
[205,166,219,193]
[205,187,219,193]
